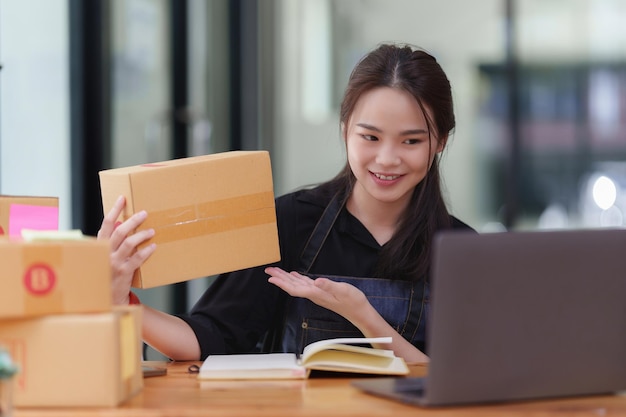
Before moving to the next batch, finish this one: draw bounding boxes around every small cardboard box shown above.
[99,151,281,288]
[0,237,112,319]
[0,306,143,407]
[0,195,59,237]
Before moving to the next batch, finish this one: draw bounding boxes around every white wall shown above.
[0,0,71,230]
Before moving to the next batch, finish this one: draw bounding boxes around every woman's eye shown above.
[404,139,420,145]
[361,134,378,141]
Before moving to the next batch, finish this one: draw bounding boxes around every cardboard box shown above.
[0,237,112,319]
[0,306,143,407]
[99,151,281,288]
[0,195,59,237]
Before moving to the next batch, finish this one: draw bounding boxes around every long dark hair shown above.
[328,43,455,282]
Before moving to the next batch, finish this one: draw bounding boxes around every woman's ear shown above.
[436,134,448,153]
[340,122,347,140]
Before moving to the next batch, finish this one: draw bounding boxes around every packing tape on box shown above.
[22,245,64,316]
[146,207,277,245]
[138,191,277,244]
[140,191,274,228]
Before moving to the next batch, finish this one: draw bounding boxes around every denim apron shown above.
[278,191,430,354]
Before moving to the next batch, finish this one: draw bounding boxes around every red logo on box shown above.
[24,264,56,295]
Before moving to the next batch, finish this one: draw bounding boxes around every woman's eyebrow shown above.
[400,128,428,135]
[356,122,427,136]
[356,122,382,132]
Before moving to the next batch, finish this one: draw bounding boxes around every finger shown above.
[110,228,155,264]
[265,267,298,284]
[124,242,157,272]
[109,211,148,251]
[266,268,313,288]
[110,241,157,296]
[268,277,313,297]
[265,266,292,277]
[267,269,303,292]
[98,195,125,239]
[267,276,291,293]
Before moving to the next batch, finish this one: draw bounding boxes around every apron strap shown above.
[299,190,347,273]
[262,188,347,353]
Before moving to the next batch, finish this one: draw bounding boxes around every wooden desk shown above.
[14,361,626,417]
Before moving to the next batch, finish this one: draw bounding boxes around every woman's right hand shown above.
[96,196,202,361]
[97,195,156,305]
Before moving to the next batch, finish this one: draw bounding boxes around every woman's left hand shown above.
[265,266,369,321]
[266,266,430,364]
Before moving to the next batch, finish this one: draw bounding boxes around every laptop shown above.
[352,228,626,406]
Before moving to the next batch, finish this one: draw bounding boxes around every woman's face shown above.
[344,86,444,210]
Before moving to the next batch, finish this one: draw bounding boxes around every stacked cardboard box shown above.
[0,305,143,407]
[0,195,59,237]
[0,198,143,407]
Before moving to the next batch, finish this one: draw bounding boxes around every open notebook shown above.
[198,337,409,380]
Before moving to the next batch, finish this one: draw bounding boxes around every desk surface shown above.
[14,361,626,417]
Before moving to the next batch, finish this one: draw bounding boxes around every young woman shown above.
[98,42,473,364]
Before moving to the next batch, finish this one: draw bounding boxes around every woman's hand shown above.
[265,266,430,364]
[265,266,369,322]
[97,195,156,304]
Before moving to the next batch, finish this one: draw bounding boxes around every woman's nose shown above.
[375,143,401,166]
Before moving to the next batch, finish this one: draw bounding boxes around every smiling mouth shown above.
[373,173,400,181]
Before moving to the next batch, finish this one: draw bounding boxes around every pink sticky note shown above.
[8,204,59,237]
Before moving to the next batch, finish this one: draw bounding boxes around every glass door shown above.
[108,0,230,359]
[110,0,172,167]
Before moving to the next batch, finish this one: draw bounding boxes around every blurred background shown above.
[2,0,626,358]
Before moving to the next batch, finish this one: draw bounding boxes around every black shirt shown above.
[178,183,473,359]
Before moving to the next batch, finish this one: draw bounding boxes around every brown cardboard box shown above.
[0,306,143,407]
[99,151,281,288]
[0,237,112,319]
[0,195,59,237]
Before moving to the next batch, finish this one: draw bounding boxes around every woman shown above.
[98,42,473,364]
